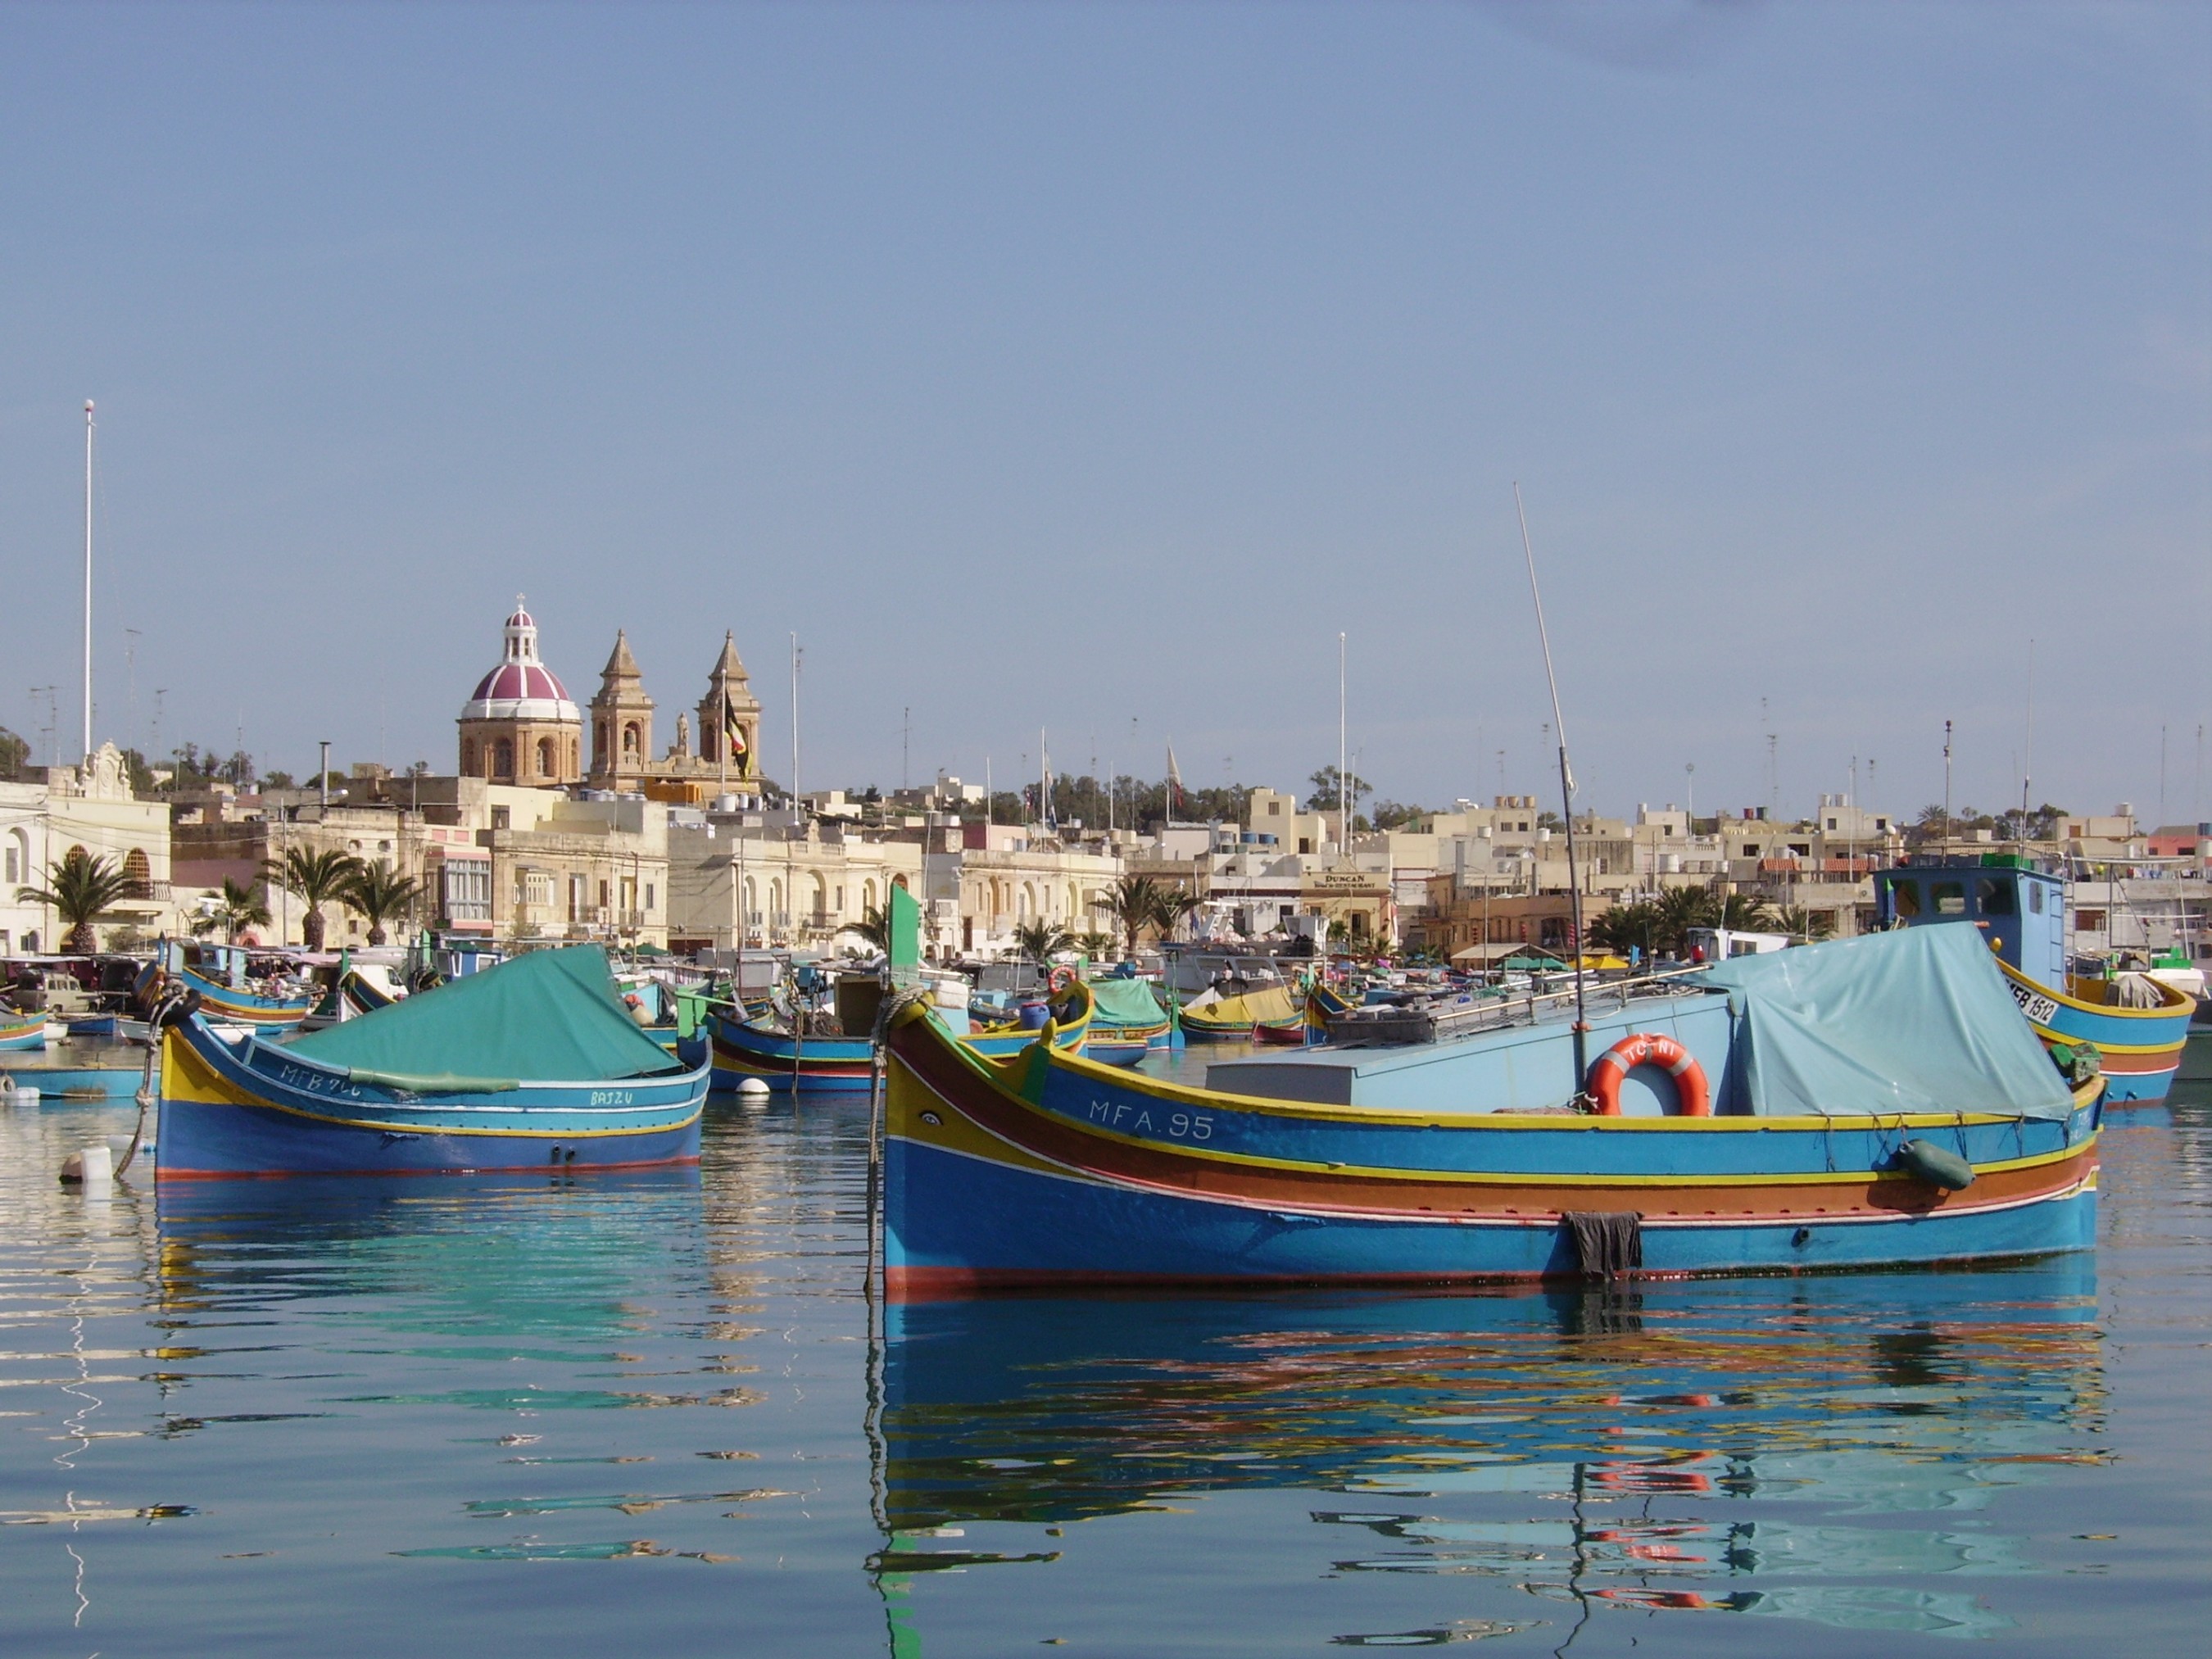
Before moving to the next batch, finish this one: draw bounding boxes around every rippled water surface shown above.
[0,1071,2205,1656]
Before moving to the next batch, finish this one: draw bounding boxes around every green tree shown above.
[340,859,424,946]
[195,877,272,943]
[261,846,365,951]
[1305,768,1371,816]
[1149,885,1201,944]
[842,903,893,953]
[1092,874,1170,959]
[0,725,26,782]
[16,846,135,954]
[1010,918,1076,968]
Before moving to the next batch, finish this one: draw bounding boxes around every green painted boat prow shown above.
[889,885,922,974]
[286,945,683,1082]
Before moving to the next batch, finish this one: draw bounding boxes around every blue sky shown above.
[2,2,2207,824]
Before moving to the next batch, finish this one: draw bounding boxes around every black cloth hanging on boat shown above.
[1564,1210,1643,1278]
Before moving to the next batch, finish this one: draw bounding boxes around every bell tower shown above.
[588,631,656,790]
[697,632,763,787]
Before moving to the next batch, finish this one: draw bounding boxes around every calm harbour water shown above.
[0,1058,2205,1657]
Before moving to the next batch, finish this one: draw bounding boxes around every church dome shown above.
[460,601,580,723]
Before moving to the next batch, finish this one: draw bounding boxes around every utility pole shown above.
[320,739,332,814]
[1338,632,1349,854]
[82,401,94,763]
[1942,721,1953,854]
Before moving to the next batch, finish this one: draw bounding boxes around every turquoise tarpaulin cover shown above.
[285,945,684,1083]
[1700,924,2074,1120]
[1088,978,1170,1026]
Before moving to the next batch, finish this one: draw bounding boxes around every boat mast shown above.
[1513,483,1589,1093]
[1338,632,1348,857]
[82,400,93,762]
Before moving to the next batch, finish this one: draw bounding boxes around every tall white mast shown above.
[1337,632,1348,853]
[82,400,94,762]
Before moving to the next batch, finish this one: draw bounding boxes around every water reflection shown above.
[880,1265,2104,1641]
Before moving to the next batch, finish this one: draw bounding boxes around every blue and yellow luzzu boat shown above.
[140,939,315,1031]
[156,945,706,1177]
[1877,855,2192,1103]
[882,926,2099,1297]
[0,1009,48,1051]
[708,977,1093,1093]
[1087,975,1177,1051]
[1178,981,1299,1042]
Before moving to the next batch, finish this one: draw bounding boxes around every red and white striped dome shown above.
[460,598,579,723]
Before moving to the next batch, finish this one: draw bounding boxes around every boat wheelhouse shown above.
[1874,854,2191,1103]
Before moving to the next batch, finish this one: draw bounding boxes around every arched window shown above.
[861,879,877,917]
[4,827,27,886]
[622,723,640,759]
[768,878,784,922]
[743,877,757,924]
[537,737,556,777]
[809,876,827,922]
[1018,884,1034,919]
[494,739,514,778]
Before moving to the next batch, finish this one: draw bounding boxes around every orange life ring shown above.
[1047,965,1077,994]
[1588,1033,1711,1117]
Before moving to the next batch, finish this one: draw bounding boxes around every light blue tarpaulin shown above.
[1701,925,2074,1120]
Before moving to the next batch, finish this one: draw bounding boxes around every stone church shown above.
[456,604,763,805]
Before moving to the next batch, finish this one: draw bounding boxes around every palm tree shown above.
[843,904,893,953]
[1077,930,1117,959]
[1148,886,1201,944]
[194,877,272,944]
[1010,918,1076,968]
[261,847,364,950]
[16,847,135,954]
[340,860,424,946]
[1091,874,1167,959]
[1719,892,1783,933]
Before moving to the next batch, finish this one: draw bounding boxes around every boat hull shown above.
[156,1020,705,1178]
[708,999,1091,1092]
[882,1012,2101,1298]
[0,1014,47,1052]
[2001,963,2192,1103]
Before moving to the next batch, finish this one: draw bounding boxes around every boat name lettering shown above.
[590,1090,636,1106]
[1085,1098,1210,1139]
[2008,981,2060,1026]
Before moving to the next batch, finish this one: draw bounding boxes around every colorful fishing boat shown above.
[1179,981,1299,1042]
[1876,854,2192,1103]
[881,926,2098,1296]
[1086,975,1177,1050]
[0,1009,48,1051]
[156,945,706,1177]
[706,977,1094,1092]
[138,939,315,1031]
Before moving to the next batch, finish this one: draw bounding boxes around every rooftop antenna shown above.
[789,633,801,817]
[82,401,94,762]
[901,706,910,794]
[125,628,140,755]
[2023,637,2035,820]
[1513,482,1589,1094]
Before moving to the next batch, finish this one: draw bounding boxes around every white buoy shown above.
[61,1143,112,1191]
[737,1077,771,1107]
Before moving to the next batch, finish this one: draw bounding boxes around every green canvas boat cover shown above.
[1088,977,1169,1027]
[285,945,684,1083]
[1701,923,2074,1121]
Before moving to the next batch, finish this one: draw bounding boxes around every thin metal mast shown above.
[2022,638,2034,821]
[82,401,94,761]
[1338,632,1349,854]
[1513,483,1589,1092]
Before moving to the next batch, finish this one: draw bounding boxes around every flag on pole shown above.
[723,694,750,777]
[1166,741,1183,813]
